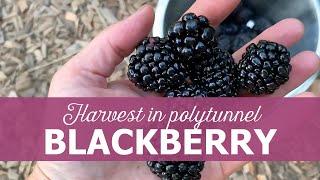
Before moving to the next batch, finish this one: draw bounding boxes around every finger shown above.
[185,0,240,26]
[233,18,305,61]
[108,80,161,97]
[295,92,316,97]
[221,161,248,176]
[66,5,154,78]
[271,51,320,97]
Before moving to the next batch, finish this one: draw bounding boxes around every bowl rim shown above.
[152,0,320,97]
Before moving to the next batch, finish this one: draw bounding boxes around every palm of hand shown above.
[33,0,319,179]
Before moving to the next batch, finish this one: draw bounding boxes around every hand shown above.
[30,0,320,179]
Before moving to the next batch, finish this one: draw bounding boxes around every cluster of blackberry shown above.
[128,13,239,98]
[216,1,273,53]
[127,12,291,180]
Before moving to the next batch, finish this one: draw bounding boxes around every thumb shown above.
[65,5,154,78]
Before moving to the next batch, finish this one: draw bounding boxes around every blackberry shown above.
[165,84,208,97]
[194,48,238,97]
[167,13,217,61]
[238,40,292,95]
[230,27,257,53]
[127,37,188,92]
[216,23,258,54]
[217,34,232,53]
[217,0,274,53]
[218,23,239,35]
[147,161,205,180]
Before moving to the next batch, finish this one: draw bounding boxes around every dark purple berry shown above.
[147,161,205,180]
[165,84,208,97]
[127,37,188,92]
[167,13,217,62]
[238,40,292,95]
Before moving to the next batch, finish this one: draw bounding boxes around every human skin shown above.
[28,0,320,179]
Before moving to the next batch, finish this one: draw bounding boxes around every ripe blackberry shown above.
[165,84,208,97]
[147,161,205,180]
[167,13,217,61]
[217,34,232,53]
[218,23,239,35]
[194,48,238,97]
[127,37,188,92]
[230,27,257,53]
[238,40,292,95]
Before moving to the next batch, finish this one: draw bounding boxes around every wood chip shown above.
[0,174,8,180]
[41,43,47,59]
[15,73,32,91]
[6,161,19,169]
[19,87,36,97]
[257,174,268,180]
[0,30,5,44]
[243,162,255,175]
[289,162,303,175]
[7,168,19,180]
[99,7,118,24]
[71,0,85,12]
[133,0,149,9]
[33,49,43,62]
[0,71,7,82]
[262,161,272,179]
[81,13,93,30]
[44,0,51,6]
[310,79,320,95]
[3,41,21,49]
[65,11,77,22]
[8,90,18,97]
[0,162,5,167]
[17,0,29,13]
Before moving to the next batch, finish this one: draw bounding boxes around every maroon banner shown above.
[0,98,319,161]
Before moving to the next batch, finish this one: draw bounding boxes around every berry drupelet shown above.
[230,27,257,54]
[147,161,205,180]
[167,13,217,61]
[195,48,239,97]
[237,40,292,95]
[127,37,188,92]
[165,83,208,97]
